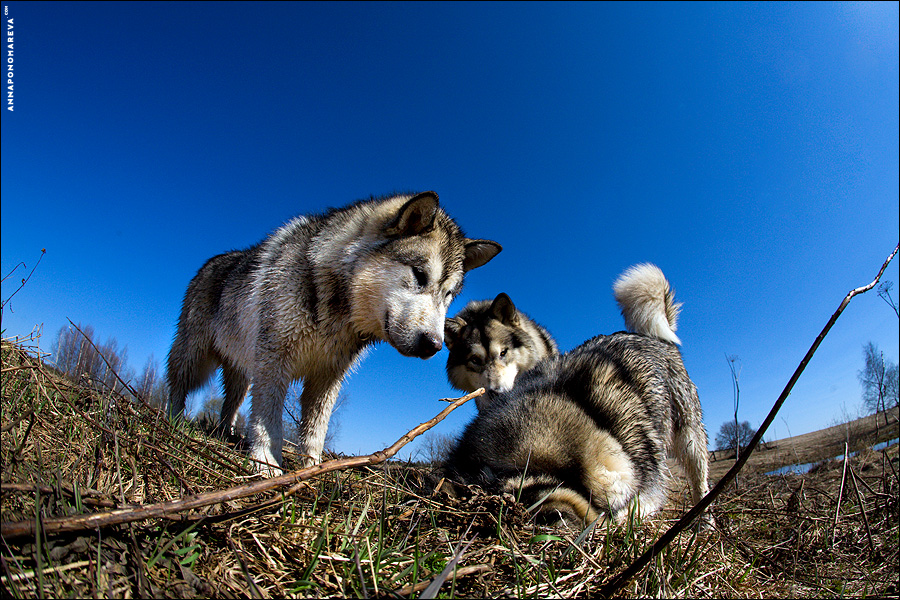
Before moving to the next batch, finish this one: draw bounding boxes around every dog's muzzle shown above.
[411,332,442,358]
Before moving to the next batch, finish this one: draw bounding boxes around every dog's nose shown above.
[413,333,442,358]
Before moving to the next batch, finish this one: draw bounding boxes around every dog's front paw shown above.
[697,511,716,532]
[249,447,284,477]
[253,462,284,477]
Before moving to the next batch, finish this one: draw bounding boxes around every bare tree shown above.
[194,390,225,433]
[52,324,131,395]
[714,420,756,454]
[197,393,224,420]
[858,342,899,432]
[54,323,101,384]
[135,355,168,409]
[53,323,92,376]
[97,337,130,395]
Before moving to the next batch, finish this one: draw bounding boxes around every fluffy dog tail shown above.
[613,263,682,345]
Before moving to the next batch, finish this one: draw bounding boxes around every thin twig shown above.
[832,442,850,548]
[226,529,264,599]
[0,560,93,585]
[392,564,491,597]
[1,249,46,312]
[420,521,477,599]
[12,412,37,459]
[0,388,484,539]
[848,465,875,553]
[353,543,370,599]
[0,483,116,504]
[598,242,899,598]
[0,408,35,434]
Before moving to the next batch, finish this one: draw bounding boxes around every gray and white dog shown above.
[444,264,709,527]
[167,191,501,475]
[445,293,558,410]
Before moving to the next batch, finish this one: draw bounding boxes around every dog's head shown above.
[350,192,501,359]
[445,293,543,408]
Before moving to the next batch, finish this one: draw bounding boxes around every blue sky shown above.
[2,2,898,460]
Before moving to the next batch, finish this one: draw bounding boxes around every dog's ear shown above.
[384,192,439,237]
[463,239,501,272]
[490,293,518,326]
[444,316,466,349]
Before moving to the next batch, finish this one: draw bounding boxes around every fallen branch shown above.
[599,242,899,598]
[0,388,484,540]
[393,563,491,597]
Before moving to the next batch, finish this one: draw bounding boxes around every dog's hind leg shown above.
[220,362,250,438]
[166,334,218,419]
[673,403,712,528]
[673,416,710,505]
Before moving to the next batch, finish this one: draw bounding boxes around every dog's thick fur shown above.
[445,293,558,410]
[167,192,501,474]
[444,264,709,526]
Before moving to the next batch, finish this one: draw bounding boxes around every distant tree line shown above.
[52,322,167,411]
[50,323,325,443]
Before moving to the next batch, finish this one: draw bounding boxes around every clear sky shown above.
[2,2,898,460]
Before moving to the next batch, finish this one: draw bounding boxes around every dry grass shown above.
[2,337,898,598]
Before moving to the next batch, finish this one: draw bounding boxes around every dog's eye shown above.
[468,356,484,369]
[500,348,508,359]
[411,266,428,289]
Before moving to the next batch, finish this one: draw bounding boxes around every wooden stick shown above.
[392,564,491,597]
[0,388,484,540]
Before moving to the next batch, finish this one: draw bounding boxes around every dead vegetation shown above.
[1,337,898,598]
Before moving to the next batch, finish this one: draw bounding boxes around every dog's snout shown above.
[413,332,442,358]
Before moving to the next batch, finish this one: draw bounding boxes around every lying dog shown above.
[444,264,709,526]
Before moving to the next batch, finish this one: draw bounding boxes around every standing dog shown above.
[445,293,558,410]
[167,192,501,474]
[444,264,709,526]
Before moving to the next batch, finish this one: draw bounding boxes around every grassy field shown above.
[1,338,898,598]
